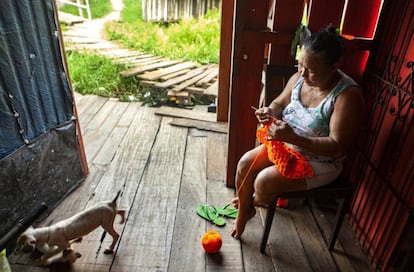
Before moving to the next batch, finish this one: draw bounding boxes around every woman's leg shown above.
[253,166,307,206]
[231,146,309,239]
[231,144,272,239]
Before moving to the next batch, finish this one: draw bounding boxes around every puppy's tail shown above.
[112,190,122,204]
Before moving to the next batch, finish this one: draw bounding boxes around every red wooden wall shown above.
[348,0,414,270]
[224,0,380,184]
[219,0,414,270]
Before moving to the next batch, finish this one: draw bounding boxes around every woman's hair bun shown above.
[302,24,344,65]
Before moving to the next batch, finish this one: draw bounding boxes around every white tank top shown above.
[281,70,357,162]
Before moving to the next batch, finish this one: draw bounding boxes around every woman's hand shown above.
[266,120,297,143]
[253,106,274,125]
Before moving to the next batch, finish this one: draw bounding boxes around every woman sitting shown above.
[231,26,365,239]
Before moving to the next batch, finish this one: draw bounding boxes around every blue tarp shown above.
[0,0,74,159]
[0,0,85,247]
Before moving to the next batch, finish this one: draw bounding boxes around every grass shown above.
[105,0,221,64]
[59,0,112,19]
[66,51,140,101]
[66,51,182,106]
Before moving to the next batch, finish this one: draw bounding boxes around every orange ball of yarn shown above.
[201,230,222,253]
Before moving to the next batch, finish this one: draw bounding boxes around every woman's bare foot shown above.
[230,207,256,239]
[231,197,239,208]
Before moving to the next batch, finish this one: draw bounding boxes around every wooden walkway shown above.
[8,94,372,271]
[60,10,218,105]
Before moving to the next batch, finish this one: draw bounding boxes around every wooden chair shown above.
[260,173,354,253]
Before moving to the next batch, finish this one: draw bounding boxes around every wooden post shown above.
[54,4,89,177]
[226,0,269,187]
[217,0,234,122]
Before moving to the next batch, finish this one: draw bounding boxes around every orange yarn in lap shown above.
[256,122,314,179]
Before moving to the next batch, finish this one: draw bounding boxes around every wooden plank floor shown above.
[8,94,372,272]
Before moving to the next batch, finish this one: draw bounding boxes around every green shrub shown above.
[105,1,220,64]
[66,51,139,99]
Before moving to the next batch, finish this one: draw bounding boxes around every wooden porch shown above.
[9,94,372,271]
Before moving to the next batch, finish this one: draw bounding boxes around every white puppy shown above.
[16,190,125,260]
[37,247,82,266]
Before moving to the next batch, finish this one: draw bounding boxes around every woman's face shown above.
[298,48,336,88]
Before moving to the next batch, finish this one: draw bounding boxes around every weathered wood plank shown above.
[9,263,47,272]
[206,179,243,271]
[74,94,108,127]
[111,117,187,270]
[92,126,128,165]
[73,93,89,112]
[138,61,198,81]
[78,108,163,272]
[138,79,158,87]
[238,208,276,271]
[91,102,138,166]
[116,102,141,127]
[170,117,227,134]
[310,201,372,272]
[82,100,128,162]
[126,53,157,60]
[76,42,118,50]
[62,107,161,271]
[125,60,181,77]
[206,132,228,181]
[204,81,218,96]
[58,11,85,25]
[88,99,126,130]
[118,55,163,66]
[154,67,207,89]
[109,54,158,66]
[159,68,192,81]
[117,55,160,68]
[8,91,372,271]
[261,206,312,271]
[7,251,43,269]
[337,220,373,272]
[194,127,243,271]
[308,203,358,272]
[169,67,214,93]
[63,37,103,44]
[106,106,161,200]
[120,59,176,77]
[206,164,243,271]
[63,29,96,38]
[169,129,207,272]
[291,204,337,271]
[184,86,205,95]
[195,66,218,86]
[63,30,96,38]
[155,106,216,122]
[98,50,143,58]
